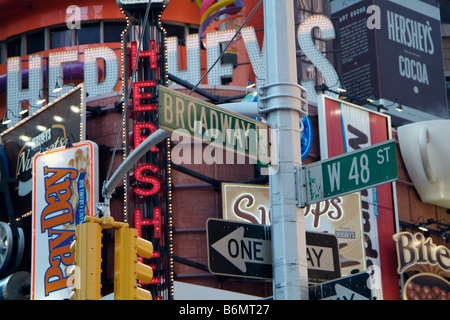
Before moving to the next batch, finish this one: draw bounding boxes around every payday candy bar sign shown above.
[31,141,98,300]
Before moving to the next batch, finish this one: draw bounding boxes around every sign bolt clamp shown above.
[257,82,308,117]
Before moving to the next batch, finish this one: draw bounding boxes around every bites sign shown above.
[31,140,98,300]
[221,183,366,277]
[393,232,450,300]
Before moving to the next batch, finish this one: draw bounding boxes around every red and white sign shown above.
[31,141,98,300]
[317,94,399,300]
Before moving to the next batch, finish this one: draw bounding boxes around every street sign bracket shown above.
[295,165,307,208]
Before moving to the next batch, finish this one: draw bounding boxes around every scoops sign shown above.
[31,141,98,300]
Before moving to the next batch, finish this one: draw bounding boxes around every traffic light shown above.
[69,220,102,300]
[114,227,154,300]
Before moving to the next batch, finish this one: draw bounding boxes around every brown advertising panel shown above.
[1,84,86,220]
[332,0,448,126]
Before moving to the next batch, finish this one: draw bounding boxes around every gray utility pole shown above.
[260,0,309,299]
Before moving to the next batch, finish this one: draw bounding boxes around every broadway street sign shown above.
[300,140,397,206]
[158,86,270,165]
[206,219,340,281]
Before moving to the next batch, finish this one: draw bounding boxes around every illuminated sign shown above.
[297,14,341,104]
[300,115,312,161]
[31,140,99,300]
[221,183,365,276]
[168,15,340,96]
[1,85,86,220]
[127,34,169,297]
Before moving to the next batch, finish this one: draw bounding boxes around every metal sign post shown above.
[261,0,309,300]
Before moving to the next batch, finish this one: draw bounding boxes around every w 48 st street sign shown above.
[298,140,398,206]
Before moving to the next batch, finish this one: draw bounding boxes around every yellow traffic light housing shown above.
[70,220,103,300]
[114,227,154,300]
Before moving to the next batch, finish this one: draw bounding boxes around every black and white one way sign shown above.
[207,219,341,281]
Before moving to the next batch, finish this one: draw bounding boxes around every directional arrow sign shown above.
[207,219,272,279]
[301,140,397,206]
[309,272,373,300]
[207,219,340,281]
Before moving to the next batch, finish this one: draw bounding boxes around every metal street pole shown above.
[261,0,309,300]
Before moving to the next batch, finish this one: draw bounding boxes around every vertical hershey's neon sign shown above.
[120,2,173,299]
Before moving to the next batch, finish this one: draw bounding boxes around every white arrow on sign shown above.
[211,227,272,273]
[322,284,370,300]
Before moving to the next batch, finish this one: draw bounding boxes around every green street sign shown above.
[302,140,397,205]
[158,86,270,165]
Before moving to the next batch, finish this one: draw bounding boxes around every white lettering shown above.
[398,55,429,85]
[4,19,342,127]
